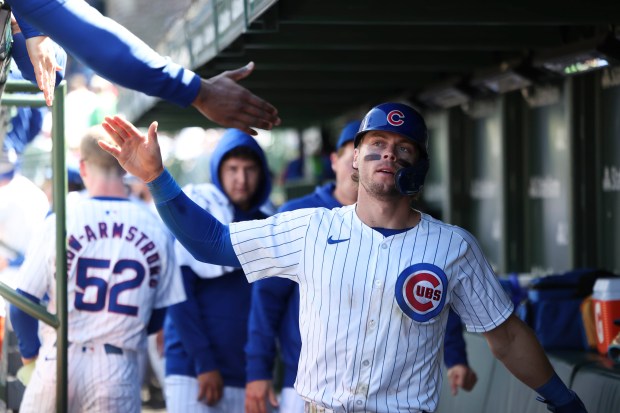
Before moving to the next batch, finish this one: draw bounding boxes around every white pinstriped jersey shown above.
[18,197,185,351]
[230,204,513,413]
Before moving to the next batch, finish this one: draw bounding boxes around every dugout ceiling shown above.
[117,0,620,131]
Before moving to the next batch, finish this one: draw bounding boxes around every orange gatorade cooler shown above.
[592,278,620,355]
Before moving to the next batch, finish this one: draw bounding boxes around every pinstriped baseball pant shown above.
[20,343,139,413]
[304,401,429,413]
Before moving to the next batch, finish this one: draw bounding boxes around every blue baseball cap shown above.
[336,120,362,150]
[67,166,84,187]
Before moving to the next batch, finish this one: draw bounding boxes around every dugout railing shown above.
[0,79,68,413]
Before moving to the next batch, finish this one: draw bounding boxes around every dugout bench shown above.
[435,333,620,413]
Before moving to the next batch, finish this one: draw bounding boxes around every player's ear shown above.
[79,159,87,178]
[352,148,359,169]
[330,152,339,173]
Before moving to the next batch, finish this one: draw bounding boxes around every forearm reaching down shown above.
[483,314,587,411]
[483,314,554,388]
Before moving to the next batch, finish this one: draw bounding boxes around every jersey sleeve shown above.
[229,209,314,283]
[16,215,56,299]
[153,234,185,309]
[448,229,514,333]
[7,0,201,106]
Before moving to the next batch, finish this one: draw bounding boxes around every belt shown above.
[66,342,124,355]
[103,343,123,355]
[305,401,427,413]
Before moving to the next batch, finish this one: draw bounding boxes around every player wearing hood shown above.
[163,129,273,413]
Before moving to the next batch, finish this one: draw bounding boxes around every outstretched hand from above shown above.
[193,62,281,135]
[25,36,63,106]
[99,116,164,183]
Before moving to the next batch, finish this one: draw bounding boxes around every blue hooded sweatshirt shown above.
[164,129,272,388]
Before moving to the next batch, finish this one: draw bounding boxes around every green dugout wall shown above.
[422,67,620,275]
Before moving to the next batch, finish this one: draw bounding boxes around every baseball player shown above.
[164,129,274,413]
[9,126,185,413]
[100,104,587,413]
[245,121,477,413]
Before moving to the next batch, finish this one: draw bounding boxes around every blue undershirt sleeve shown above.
[7,0,201,106]
[443,309,468,368]
[12,11,45,38]
[246,278,295,382]
[148,170,240,267]
[168,267,217,375]
[9,289,42,359]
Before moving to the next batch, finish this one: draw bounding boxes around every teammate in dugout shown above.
[245,120,477,413]
[164,129,274,413]
[9,127,185,413]
[100,103,587,413]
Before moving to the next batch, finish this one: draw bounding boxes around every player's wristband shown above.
[147,169,182,204]
[535,373,573,407]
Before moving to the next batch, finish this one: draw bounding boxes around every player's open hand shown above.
[25,36,63,106]
[197,370,224,406]
[447,364,478,395]
[245,379,279,413]
[100,116,164,183]
[192,62,281,136]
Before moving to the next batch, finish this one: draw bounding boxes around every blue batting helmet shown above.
[354,102,428,156]
[354,102,430,196]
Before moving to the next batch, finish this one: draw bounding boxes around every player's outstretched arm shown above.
[100,116,164,183]
[8,0,280,132]
[192,62,280,136]
[483,314,587,412]
[10,13,65,105]
[100,116,241,267]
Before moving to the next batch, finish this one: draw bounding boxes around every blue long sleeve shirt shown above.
[7,0,200,106]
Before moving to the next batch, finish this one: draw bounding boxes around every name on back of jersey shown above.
[66,221,162,287]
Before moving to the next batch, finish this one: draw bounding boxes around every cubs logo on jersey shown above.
[395,263,447,322]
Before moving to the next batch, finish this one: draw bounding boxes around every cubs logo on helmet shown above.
[387,110,405,126]
[395,263,447,322]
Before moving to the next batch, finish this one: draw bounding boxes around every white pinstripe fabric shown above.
[164,375,246,413]
[16,197,184,412]
[19,198,184,351]
[20,343,140,413]
[230,205,513,413]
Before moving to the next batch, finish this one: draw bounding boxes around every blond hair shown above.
[80,126,125,176]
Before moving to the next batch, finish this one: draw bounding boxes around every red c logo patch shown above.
[387,110,405,126]
[395,263,447,322]
[404,272,440,312]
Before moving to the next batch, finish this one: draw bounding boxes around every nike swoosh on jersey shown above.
[327,235,350,244]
